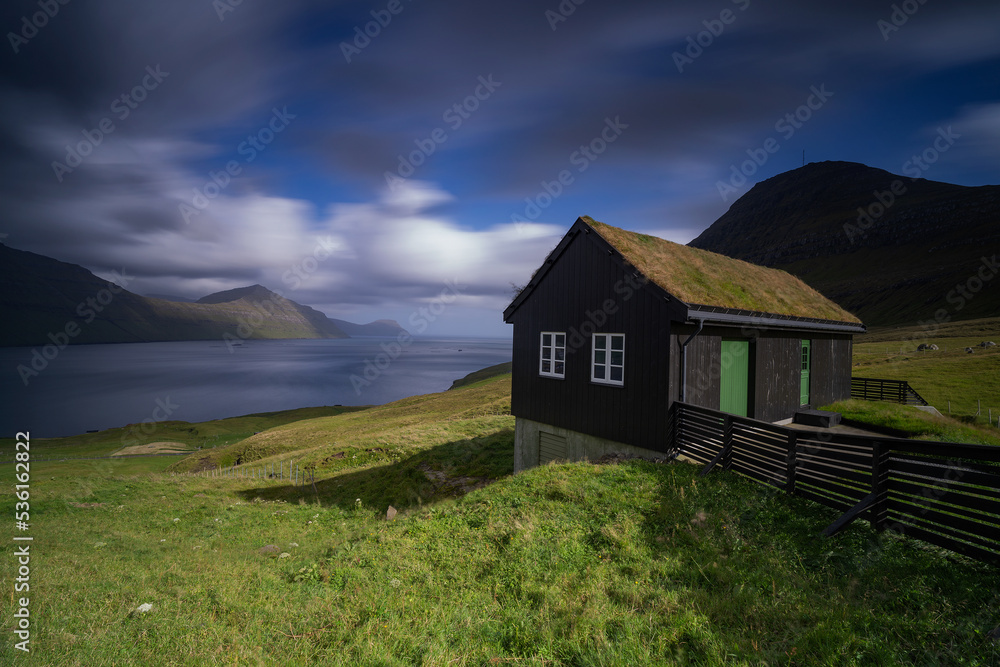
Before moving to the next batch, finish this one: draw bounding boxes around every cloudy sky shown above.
[2,0,998,337]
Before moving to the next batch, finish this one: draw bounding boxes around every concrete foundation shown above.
[514,417,666,472]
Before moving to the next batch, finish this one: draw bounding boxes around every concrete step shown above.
[793,409,842,428]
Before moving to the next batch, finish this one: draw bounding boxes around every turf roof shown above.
[584,217,862,324]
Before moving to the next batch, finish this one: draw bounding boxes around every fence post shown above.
[870,442,890,532]
[785,430,797,495]
[722,414,733,471]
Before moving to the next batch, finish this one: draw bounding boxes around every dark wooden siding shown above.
[509,223,857,442]
[666,327,855,423]
[508,229,675,452]
[810,335,853,407]
[753,335,800,423]
[672,326,721,411]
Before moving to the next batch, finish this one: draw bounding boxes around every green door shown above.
[800,340,811,406]
[719,340,749,417]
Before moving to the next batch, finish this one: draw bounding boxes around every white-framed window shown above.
[592,333,624,385]
[539,332,566,378]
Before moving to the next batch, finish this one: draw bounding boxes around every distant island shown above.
[0,244,406,347]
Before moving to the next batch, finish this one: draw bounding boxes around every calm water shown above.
[0,338,512,438]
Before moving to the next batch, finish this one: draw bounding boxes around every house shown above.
[502,216,866,471]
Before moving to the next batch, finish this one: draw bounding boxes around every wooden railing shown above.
[670,402,1000,566]
[851,377,929,406]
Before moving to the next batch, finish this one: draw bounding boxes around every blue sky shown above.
[1,0,998,336]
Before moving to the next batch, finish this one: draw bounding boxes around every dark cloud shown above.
[0,0,997,335]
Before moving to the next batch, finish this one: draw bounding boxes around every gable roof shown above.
[505,216,864,330]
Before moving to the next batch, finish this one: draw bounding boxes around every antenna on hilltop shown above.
[802,150,805,167]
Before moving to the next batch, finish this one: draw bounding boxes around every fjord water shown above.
[0,338,512,438]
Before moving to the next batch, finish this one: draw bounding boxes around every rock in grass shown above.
[258,544,281,557]
[386,506,398,521]
[137,603,153,614]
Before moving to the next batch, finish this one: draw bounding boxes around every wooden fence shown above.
[670,402,1000,566]
[851,377,929,406]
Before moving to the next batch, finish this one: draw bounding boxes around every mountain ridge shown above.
[0,244,406,347]
[689,161,1000,326]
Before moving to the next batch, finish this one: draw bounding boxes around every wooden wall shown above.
[669,326,854,423]
[508,228,680,452]
[508,223,857,448]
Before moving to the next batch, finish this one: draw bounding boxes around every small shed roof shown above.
[505,217,863,328]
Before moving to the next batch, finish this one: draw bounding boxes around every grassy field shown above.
[3,372,1000,666]
[0,405,368,465]
[852,316,1000,423]
[4,322,1000,665]
[824,399,1000,446]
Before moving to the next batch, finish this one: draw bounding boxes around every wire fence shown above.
[176,459,316,487]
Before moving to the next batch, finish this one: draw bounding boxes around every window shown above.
[539,332,565,378]
[592,334,624,385]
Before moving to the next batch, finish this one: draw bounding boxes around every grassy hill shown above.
[851,316,1000,422]
[3,371,1000,665]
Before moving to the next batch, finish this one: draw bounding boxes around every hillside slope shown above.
[690,161,1000,326]
[20,372,998,665]
[0,244,405,345]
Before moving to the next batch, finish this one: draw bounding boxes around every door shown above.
[719,340,749,417]
[800,340,811,406]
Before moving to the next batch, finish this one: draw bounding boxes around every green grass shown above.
[3,374,1000,665]
[448,362,512,390]
[4,452,998,665]
[824,399,1000,446]
[0,405,369,465]
[165,374,511,477]
[853,316,1000,424]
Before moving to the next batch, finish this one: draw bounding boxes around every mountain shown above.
[329,318,410,337]
[0,244,404,347]
[689,161,1000,327]
[144,293,196,303]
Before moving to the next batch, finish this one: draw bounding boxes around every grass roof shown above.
[584,217,862,323]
